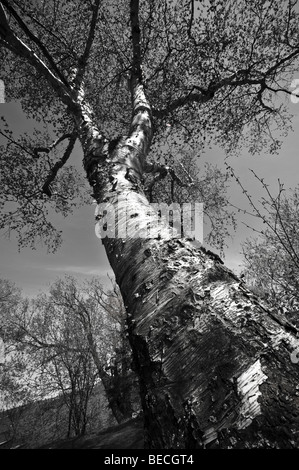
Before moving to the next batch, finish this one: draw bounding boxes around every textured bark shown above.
[70,54,299,450]
[114,239,299,449]
[2,0,299,450]
[76,105,299,447]
[12,0,297,449]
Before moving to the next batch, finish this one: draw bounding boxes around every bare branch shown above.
[227,162,299,269]
[249,168,299,268]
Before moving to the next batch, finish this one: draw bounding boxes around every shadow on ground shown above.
[38,417,144,449]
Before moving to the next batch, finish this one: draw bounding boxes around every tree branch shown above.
[12,0,78,60]
[265,83,299,98]
[81,0,101,67]
[42,131,77,197]
[227,162,299,269]
[249,169,299,269]
[187,0,195,39]
[0,0,70,88]
[33,133,73,158]
[153,47,299,119]
[130,0,142,82]
[257,82,275,113]
[73,0,101,89]
[0,1,8,36]
[265,47,299,78]
[123,0,153,162]
[0,128,38,158]
[0,2,74,109]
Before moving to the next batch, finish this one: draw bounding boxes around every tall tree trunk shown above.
[76,105,299,448]
[114,237,299,449]
[3,0,298,448]
[70,9,299,447]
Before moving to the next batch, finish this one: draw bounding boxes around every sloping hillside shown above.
[37,417,144,449]
[0,382,118,449]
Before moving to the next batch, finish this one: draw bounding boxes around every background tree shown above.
[31,291,100,437]
[0,275,139,428]
[1,276,134,445]
[0,279,34,411]
[1,0,299,448]
[0,283,99,437]
[239,179,299,327]
[47,275,140,422]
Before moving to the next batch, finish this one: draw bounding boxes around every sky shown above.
[0,89,299,298]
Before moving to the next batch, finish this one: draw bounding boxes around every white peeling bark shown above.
[67,2,299,448]
[8,0,299,449]
[236,359,268,430]
[107,234,299,448]
[73,79,299,447]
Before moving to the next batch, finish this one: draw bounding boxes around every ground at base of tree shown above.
[37,417,144,449]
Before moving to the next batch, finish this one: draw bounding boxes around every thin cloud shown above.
[45,265,111,276]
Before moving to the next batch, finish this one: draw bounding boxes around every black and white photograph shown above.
[0,0,299,454]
